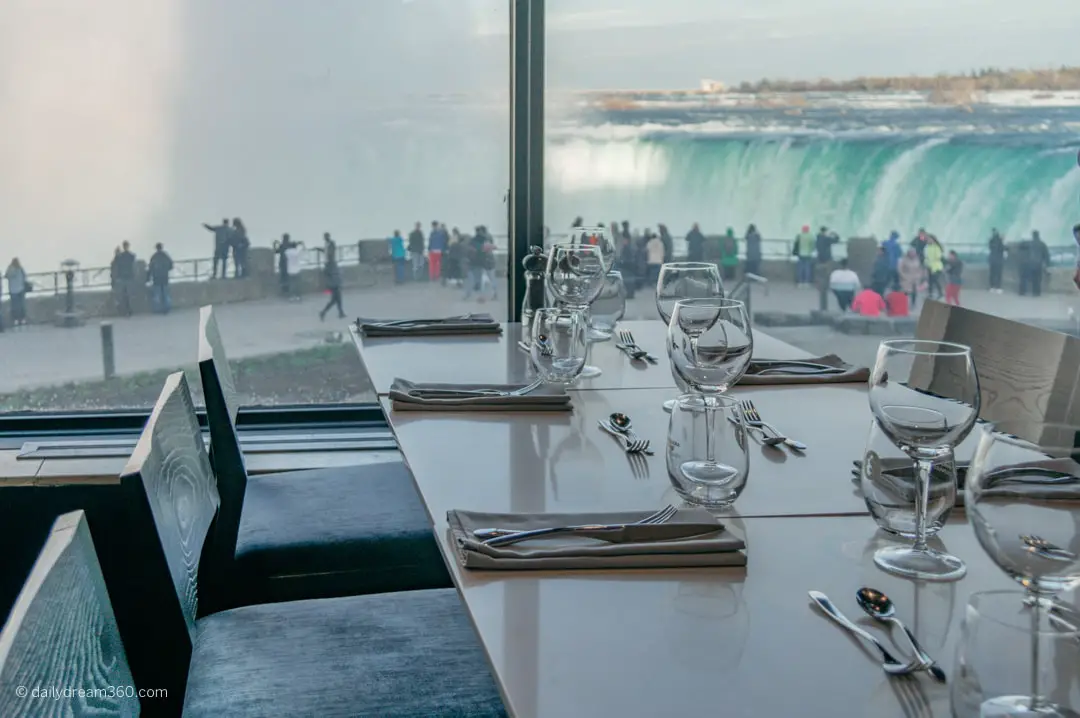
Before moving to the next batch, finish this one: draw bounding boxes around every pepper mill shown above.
[521,245,549,343]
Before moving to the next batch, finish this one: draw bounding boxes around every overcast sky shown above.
[472,0,1080,89]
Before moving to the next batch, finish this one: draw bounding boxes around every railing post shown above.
[100,322,115,380]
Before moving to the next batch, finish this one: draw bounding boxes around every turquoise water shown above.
[546,105,1080,247]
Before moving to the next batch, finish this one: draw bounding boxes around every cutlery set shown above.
[809,589,947,682]
[472,505,685,547]
[615,329,659,364]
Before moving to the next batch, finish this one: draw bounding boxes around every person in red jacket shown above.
[851,287,887,317]
[885,283,909,317]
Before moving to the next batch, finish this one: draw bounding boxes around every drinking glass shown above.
[859,419,958,538]
[667,393,749,507]
[668,299,753,481]
[589,270,626,341]
[530,307,587,385]
[952,591,1080,718]
[547,243,606,378]
[568,225,617,273]
[656,262,725,412]
[867,339,980,581]
[966,422,1080,716]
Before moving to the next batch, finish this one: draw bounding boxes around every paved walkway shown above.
[0,278,1075,393]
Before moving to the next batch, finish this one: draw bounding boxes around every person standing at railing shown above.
[685,223,705,262]
[5,258,29,327]
[944,250,963,306]
[428,220,447,282]
[898,248,925,309]
[284,240,303,301]
[924,235,945,300]
[882,230,902,287]
[231,218,250,278]
[147,243,174,315]
[111,241,136,317]
[719,228,739,282]
[202,218,231,279]
[793,225,815,287]
[744,224,762,277]
[273,233,294,297]
[389,230,407,284]
[1019,230,1050,297]
[988,228,1006,294]
[407,222,426,281]
[645,231,664,285]
[658,224,674,263]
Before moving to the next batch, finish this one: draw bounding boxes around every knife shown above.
[479,522,724,547]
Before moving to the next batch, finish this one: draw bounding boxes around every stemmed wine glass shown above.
[547,243,606,378]
[568,226,618,342]
[668,298,753,481]
[965,421,1080,717]
[656,262,725,412]
[868,339,980,581]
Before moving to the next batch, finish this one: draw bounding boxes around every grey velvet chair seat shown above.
[184,587,505,718]
[233,462,450,601]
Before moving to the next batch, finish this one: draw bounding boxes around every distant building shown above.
[700,79,726,93]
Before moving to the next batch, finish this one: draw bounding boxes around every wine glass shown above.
[530,307,588,385]
[868,339,980,581]
[668,298,753,481]
[656,262,725,412]
[667,393,749,506]
[965,422,1080,717]
[859,419,958,538]
[568,225,617,273]
[547,243,606,378]
[589,270,626,341]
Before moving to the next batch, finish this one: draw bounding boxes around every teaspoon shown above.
[856,587,946,682]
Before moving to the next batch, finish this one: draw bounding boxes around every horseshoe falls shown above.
[546,103,1080,246]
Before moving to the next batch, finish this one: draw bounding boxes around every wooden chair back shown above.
[915,300,1080,425]
[0,511,140,717]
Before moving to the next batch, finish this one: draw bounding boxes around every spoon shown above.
[609,413,647,443]
[856,588,947,682]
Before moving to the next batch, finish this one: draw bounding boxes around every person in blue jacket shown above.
[882,230,903,285]
[388,230,407,284]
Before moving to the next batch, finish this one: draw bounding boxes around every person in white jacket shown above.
[828,258,861,312]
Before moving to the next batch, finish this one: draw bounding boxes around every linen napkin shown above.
[739,354,870,386]
[357,313,502,337]
[389,378,572,412]
[447,507,747,570]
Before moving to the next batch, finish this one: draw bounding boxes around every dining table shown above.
[352,318,1079,717]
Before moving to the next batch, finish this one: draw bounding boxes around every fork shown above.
[739,399,807,452]
[479,504,678,546]
[597,420,654,454]
[616,329,659,364]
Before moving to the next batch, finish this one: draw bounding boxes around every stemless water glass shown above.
[589,270,626,341]
[668,298,753,481]
[667,393,749,507]
[952,591,1080,718]
[966,422,1080,717]
[530,307,587,385]
[569,225,617,273]
[656,262,725,412]
[867,339,980,581]
[547,243,606,378]
[859,419,958,538]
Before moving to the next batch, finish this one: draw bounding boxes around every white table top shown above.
[352,319,811,395]
[359,325,1077,717]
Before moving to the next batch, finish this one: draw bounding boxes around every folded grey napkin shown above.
[357,313,502,337]
[739,354,870,385]
[447,508,747,570]
[389,378,572,412]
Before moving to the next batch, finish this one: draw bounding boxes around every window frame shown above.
[0,1,541,433]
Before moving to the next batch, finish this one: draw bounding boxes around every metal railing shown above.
[19,231,1068,297]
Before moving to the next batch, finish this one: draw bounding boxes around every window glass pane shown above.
[545,0,1080,369]
[0,0,509,412]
